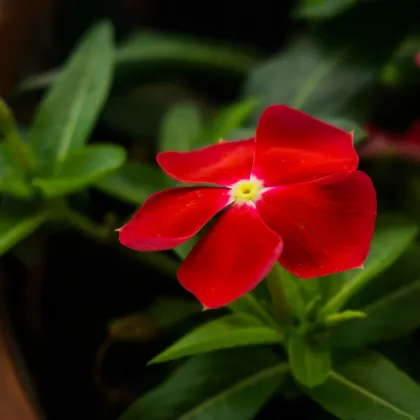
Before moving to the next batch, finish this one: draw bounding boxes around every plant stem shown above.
[266,263,294,325]
[64,205,109,241]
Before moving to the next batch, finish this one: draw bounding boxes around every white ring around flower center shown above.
[230,178,264,205]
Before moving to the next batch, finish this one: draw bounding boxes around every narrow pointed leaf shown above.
[199,98,259,145]
[288,335,331,388]
[0,98,36,171]
[0,143,33,198]
[28,22,114,170]
[159,103,203,152]
[19,32,260,93]
[149,313,283,364]
[331,277,420,347]
[307,351,420,420]
[119,348,288,420]
[321,225,418,315]
[267,263,305,321]
[295,0,358,20]
[0,199,50,255]
[323,310,366,330]
[229,293,279,330]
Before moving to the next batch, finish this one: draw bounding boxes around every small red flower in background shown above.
[360,122,420,162]
[414,52,420,69]
[119,105,377,309]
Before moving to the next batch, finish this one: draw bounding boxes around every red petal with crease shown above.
[119,187,230,251]
[256,171,376,278]
[252,105,358,187]
[178,205,283,309]
[157,139,255,186]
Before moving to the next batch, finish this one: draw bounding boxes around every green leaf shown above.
[345,243,420,310]
[225,128,255,141]
[307,351,420,420]
[381,36,420,87]
[321,225,418,315]
[229,293,279,330]
[28,21,114,170]
[159,103,203,152]
[116,32,259,76]
[331,277,420,347]
[199,99,259,145]
[173,237,198,260]
[32,144,126,197]
[0,98,36,172]
[288,334,331,388]
[119,348,288,420]
[243,36,373,121]
[267,263,305,321]
[295,0,358,20]
[317,116,367,144]
[149,313,283,364]
[19,32,260,94]
[243,4,407,123]
[0,199,50,255]
[323,310,366,329]
[95,161,169,205]
[0,98,15,136]
[0,143,33,198]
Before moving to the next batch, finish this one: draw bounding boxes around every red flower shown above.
[119,105,377,309]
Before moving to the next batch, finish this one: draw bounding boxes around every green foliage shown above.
[28,21,115,171]
[198,98,259,145]
[229,293,279,329]
[33,145,126,197]
[119,348,288,420]
[19,32,260,94]
[323,310,366,329]
[149,313,283,364]
[321,224,418,314]
[0,99,36,171]
[244,1,411,123]
[96,162,169,205]
[267,263,305,321]
[331,277,420,347]
[159,103,203,152]
[288,334,331,388]
[243,35,375,121]
[4,7,420,420]
[307,351,420,420]
[381,36,420,87]
[295,0,358,20]
[0,143,33,198]
[0,198,50,256]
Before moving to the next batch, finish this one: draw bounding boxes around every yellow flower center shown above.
[230,179,263,205]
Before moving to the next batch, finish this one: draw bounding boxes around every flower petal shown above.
[177,204,283,309]
[252,105,358,186]
[157,139,255,186]
[256,171,376,278]
[119,187,230,251]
